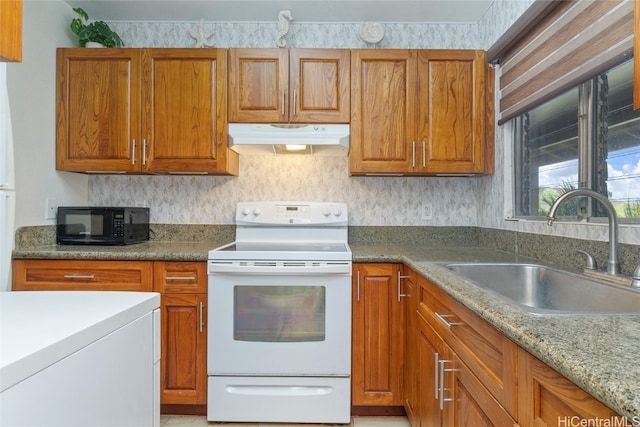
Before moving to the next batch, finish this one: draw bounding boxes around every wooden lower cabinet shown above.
[12,259,153,291]
[352,263,405,408]
[406,272,626,427]
[154,262,208,410]
[518,348,628,426]
[414,311,516,427]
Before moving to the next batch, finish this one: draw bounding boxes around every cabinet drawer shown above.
[417,276,518,418]
[153,262,207,294]
[12,259,153,291]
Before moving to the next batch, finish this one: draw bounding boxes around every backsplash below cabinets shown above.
[88,155,480,226]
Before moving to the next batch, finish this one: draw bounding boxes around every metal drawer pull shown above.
[422,140,426,168]
[397,272,409,302]
[131,139,136,165]
[63,274,95,280]
[434,312,464,328]
[439,359,456,410]
[165,276,196,281]
[199,302,204,333]
[356,271,361,302]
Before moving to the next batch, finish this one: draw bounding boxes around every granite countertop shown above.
[12,240,640,419]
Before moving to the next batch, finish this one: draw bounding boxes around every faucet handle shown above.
[576,250,597,270]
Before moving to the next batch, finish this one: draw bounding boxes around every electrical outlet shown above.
[421,203,433,220]
[45,198,58,220]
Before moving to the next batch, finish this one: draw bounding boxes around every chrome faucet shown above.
[547,189,620,276]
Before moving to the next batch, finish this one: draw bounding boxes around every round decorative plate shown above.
[359,22,385,44]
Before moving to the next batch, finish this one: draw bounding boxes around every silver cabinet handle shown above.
[281,89,286,116]
[63,274,95,280]
[434,352,440,400]
[199,301,204,333]
[131,139,137,165]
[356,270,361,302]
[434,312,464,328]
[142,139,147,166]
[438,359,455,410]
[293,88,297,116]
[422,140,426,168]
[412,141,416,168]
[397,271,409,302]
[165,276,197,281]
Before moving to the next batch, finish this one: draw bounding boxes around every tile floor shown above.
[160,415,411,427]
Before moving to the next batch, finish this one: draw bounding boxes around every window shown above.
[512,58,640,221]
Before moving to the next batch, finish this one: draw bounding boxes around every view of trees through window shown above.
[512,59,640,220]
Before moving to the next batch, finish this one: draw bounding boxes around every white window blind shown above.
[490,0,634,125]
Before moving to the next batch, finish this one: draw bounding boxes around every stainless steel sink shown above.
[445,263,640,315]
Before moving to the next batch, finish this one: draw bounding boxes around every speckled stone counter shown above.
[351,244,640,420]
[11,225,640,419]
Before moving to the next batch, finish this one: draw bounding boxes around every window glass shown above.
[512,57,640,222]
[600,60,640,219]
[513,88,579,217]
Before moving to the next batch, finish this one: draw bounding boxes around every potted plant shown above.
[70,7,124,47]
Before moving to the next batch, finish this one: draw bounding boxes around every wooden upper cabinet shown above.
[56,49,141,172]
[142,49,236,173]
[56,48,238,175]
[228,48,350,123]
[350,49,493,176]
[417,50,489,174]
[0,0,22,62]
[350,49,418,174]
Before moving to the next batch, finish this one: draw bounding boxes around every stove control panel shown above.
[236,202,347,225]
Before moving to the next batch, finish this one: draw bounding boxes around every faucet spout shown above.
[547,189,620,276]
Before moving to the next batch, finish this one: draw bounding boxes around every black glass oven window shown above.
[233,286,326,342]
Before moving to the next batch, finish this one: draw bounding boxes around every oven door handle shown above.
[208,261,352,275]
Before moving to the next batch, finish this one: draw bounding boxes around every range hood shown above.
[228,123,350,156]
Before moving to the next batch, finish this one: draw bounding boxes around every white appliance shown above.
[207,201,352,424]
[0,63,15,292]
[0,291,161,427]
[228,123,350,156]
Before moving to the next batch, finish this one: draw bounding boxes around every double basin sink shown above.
[445,263,640,315]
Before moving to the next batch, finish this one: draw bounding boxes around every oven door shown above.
[207,260,352,376]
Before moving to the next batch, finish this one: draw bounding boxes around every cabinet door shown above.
[416,312,447,427]
[142,49,237,174]
[56,48,141,172]
[289,49,350,123]
[403,267,419,423]
[228,48,289,123]
[159,293,207,405]
[0,0,21,62]
[352,263,405,406]
[417,50,489,174]
[517,348,626,426]
[350,50,418,174]
[12,259,153,291]
[444,352,517,427]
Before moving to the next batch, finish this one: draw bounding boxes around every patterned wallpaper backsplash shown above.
[89,0,640,246]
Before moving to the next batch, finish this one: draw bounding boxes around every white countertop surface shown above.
[0,291,160,392]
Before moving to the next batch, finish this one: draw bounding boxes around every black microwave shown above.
[56,207,150,245]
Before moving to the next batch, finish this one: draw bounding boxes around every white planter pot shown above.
[85,42,105,48]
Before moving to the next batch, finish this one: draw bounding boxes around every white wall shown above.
[7,0,88,230]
